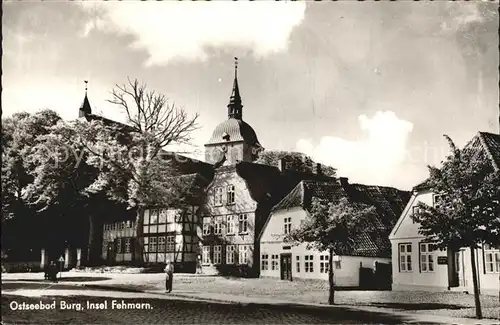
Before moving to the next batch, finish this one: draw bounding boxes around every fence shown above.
[359,262,392,290]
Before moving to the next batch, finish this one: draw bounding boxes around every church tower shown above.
[79,80,92,118]
[205,58,263,166]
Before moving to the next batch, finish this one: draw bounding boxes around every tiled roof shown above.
[477,132,500,171]
[235,161,336,206]
[271,179,411,258]
[158,173,210,206]
[413,131,500,191]
[85,114,136,133]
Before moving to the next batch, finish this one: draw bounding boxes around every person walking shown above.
[164,260,174,293]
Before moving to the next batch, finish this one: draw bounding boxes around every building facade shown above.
[390,132,500,296]
[259,179,410,287]
[390,189,500,296]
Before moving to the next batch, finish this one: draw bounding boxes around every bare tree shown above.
[76,78,200,264]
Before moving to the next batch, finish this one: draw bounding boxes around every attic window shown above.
[433,194,445,208]
[222,132,230,141]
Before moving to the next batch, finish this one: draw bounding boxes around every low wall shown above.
[392,283,500,297]
[2,261,41,273]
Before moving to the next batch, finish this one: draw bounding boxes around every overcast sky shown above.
[3,1,499,190]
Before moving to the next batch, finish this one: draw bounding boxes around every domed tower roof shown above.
[206,57,262,148]
[206,118,261,146]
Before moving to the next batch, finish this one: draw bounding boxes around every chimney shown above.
[278,158,286,172]
[315,163,322,176]
[338,177,349,187]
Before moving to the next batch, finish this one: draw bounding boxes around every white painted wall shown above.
[391,238,449,291]
[260,208,390,286]
[391,191,500,296]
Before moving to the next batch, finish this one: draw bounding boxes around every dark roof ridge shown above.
[351,182,409,192]
[478,131,499,171]
[413,131,500,191]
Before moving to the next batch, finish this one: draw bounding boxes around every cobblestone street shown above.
[2,293,439,325]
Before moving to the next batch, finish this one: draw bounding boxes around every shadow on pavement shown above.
[1,282,141,293]
[369,302,465,310]
[1,294,444,324]
[3,276,111,282]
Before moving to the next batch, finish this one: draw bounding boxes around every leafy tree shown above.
[1,110,61,222]
[22,118,105,260]
[75,78,199,263]
[284,197,378,305]
[1,110,65,259]
[411,135,500,319]
[255,150,336,177]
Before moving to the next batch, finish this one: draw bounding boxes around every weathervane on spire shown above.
[234,57,238,78]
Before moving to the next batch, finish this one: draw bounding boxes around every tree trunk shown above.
[328,248,335,305]
[85,213,101,266]
[133,207,144,265]
[469,246,482,319]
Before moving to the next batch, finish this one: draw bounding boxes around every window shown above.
[261,254,269,270]
[158,236,165,253]
[166,236,175,252]
[271,254,279,270]
[296,256,300,272]
[227,215,235,235]
[226,245,235,264]
[103,240,108,255]
[158,209,167,223]
[226,185,235,205]
[412,206,421,214]
[149,237,157,252]
[203,217,212,236]
[214,187,223,206]
[399,243,412,272]
[484,244,500,273]
[150,209,159,224]
[202,246,211,264]
[238,245,249,264]
[420,243,435,272]
[239,214,248,234]
[334,260,341,270]
[116,238,122,254]
[305,255,314,272]
[167,210,176,224]
[214,245,222,264]
[433,194,444,208]
[320,255,329,273]
[284,217,292,235]
[214,216,223,235]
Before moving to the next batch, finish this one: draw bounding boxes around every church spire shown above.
[79,80,92,118]
[227,57,243,120]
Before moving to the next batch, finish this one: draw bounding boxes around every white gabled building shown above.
[390,131,500,296]
[259,178,410,288]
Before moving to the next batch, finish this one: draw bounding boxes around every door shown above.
[455,250,466,287]
[107,242,115,264]
[280,254,292,281]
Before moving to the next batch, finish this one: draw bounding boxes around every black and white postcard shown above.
[2,1,499,324]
